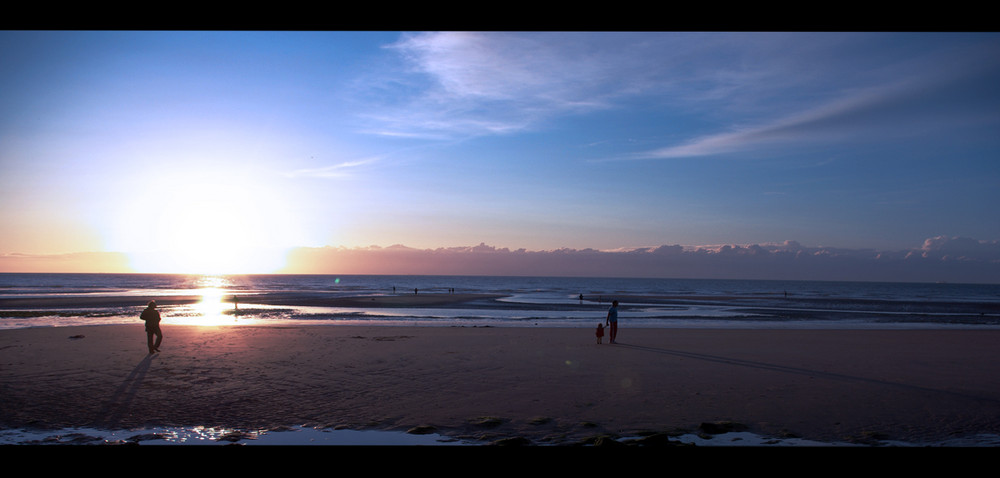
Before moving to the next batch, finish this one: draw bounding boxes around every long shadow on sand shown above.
[612,342,1000,405]
[94,354,155,429]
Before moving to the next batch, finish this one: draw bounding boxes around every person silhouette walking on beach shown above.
[595,323,605,344]
[140,300,162,354]
[606,300,619,344]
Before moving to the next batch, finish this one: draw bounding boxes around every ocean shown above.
[2,273,999,330]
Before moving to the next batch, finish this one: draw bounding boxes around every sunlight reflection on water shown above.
[168,275,250,326]
[196,287,227,316]
[0,425,476,446]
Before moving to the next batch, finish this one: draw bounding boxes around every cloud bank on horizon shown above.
[3,236,999,283]
[276,236,1000,283]
[1,31,998,281]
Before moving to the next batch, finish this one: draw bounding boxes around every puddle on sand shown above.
[0,425,477,445]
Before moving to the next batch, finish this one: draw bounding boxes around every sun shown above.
[153,192,280,274]
[107,167,302,274]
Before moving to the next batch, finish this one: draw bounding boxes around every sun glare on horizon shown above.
[100,165,308,275]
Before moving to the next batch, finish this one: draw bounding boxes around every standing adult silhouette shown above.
[605,300,619,344]
[140,300,162,354]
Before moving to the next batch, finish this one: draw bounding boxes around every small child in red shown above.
[595,323,605,344]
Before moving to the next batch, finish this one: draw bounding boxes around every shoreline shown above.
[3,324,1000,445]
[0,292,508,310]
[4,290,998,332]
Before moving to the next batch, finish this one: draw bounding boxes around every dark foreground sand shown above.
[2,324,999,445]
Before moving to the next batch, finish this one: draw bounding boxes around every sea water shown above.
[1,273,998,330]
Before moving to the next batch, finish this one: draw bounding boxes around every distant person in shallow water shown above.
[605,300,619,344]
[141,300,162,354]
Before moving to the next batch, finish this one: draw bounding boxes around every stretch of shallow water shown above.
[1,273,999,330]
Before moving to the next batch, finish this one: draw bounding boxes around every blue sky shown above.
[1,31,998,278]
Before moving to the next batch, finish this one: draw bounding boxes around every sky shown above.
[1,31,998,281]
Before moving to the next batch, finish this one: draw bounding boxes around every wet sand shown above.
[2,324,999,445]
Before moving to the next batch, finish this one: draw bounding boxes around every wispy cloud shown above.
[285,157,380,179]
[624,84,910,160]
[367,32,1000,158]
[366,32,852,139]
[369,32,668,138]
[617,33,1000,160]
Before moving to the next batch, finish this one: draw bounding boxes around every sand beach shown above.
[3,320,1000,446]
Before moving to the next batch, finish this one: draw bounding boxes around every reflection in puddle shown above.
[195,287,228,320]
[164,275,252,327]
[0,425,477,446]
